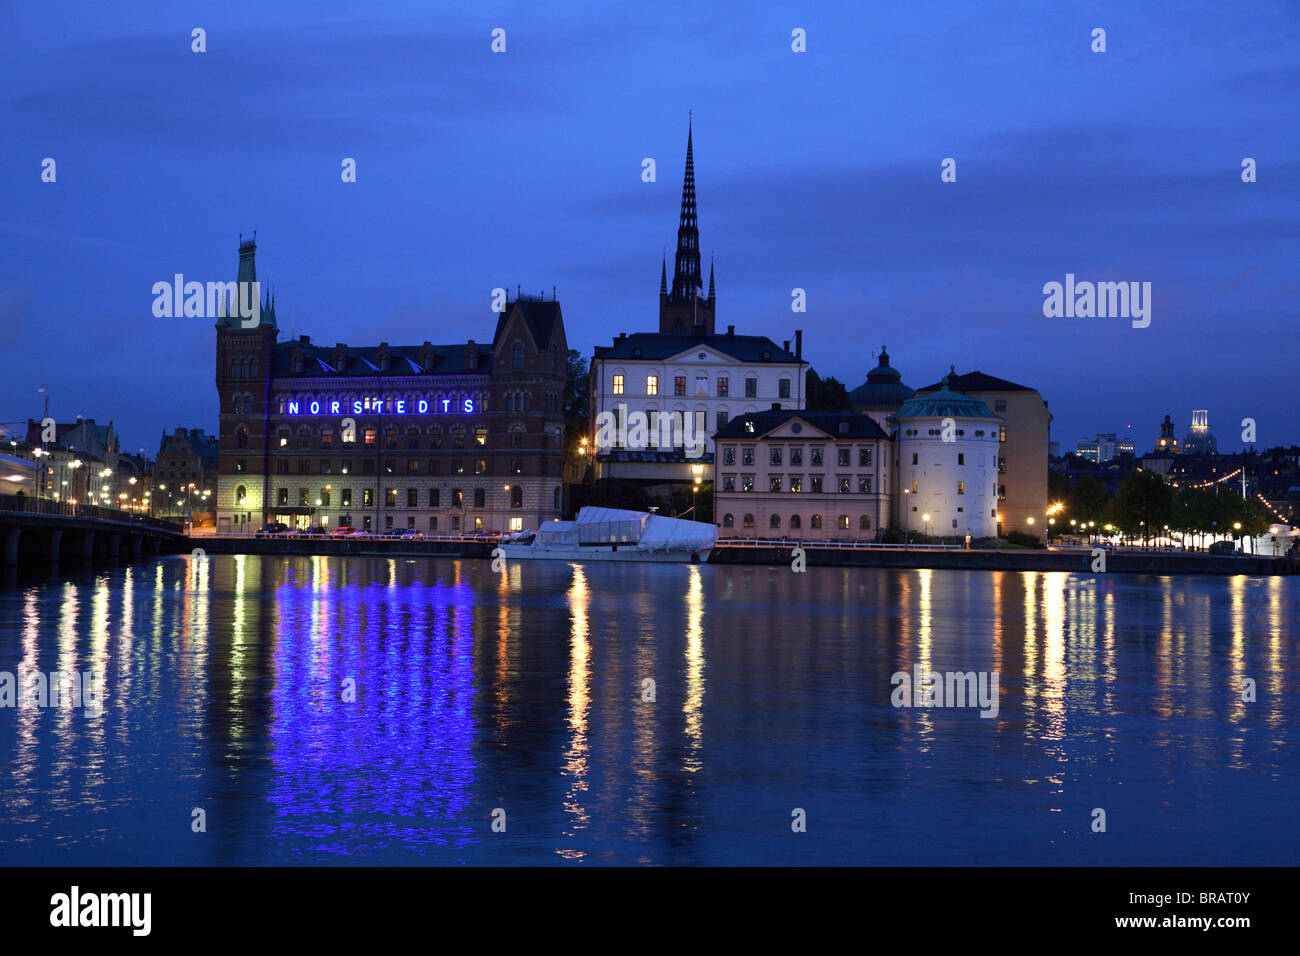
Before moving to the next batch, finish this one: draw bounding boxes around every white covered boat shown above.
[499,506,716,563]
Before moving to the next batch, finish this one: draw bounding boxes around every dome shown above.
[849,347,914,408]
[892,367,997,420]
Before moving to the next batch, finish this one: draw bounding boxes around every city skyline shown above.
[3,1,1297,457]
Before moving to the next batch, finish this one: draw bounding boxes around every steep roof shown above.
[272,342,490,378]
[849,346,915,407]
[714,409,890,441]
[892,371,998,420]
[594,332,801,364]
[915,370,1037,393]
[492,299,562,350]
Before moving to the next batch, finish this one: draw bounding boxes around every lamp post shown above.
[922,512,931,541]
[903,488,911,548]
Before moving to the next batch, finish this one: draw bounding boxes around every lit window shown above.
[646,375,658,396]
[613,374,624,395]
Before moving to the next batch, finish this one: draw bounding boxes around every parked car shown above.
[330,526,356,537]
[398,528,424,540]
[305,526,329,536]
[1208,540,1238,556]
[350,529,371,537]
[255,522,289,538]
[283,527,307,538]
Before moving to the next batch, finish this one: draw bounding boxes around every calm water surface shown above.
[1,555,1296,865]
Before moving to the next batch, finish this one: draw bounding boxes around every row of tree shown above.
[1049,469,1273,545]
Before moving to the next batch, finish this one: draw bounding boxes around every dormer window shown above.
[292,355,304,374]
[379,354,389,373]
[512,342,524,369]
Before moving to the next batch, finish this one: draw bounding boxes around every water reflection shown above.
[0,558,1296,865]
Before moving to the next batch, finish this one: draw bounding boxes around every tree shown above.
[805,368,852,411]
[1105,469,1173,544]
[563,349,590,474]
[585,478,650,512]
[1066,475,1109,526]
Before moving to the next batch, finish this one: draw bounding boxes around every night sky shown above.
[3,1,1296,458]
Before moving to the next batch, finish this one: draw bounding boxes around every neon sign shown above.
[286,398,475,415]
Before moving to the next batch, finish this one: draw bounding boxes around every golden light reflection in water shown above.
[683,565,705,773]
[914,568,934,742]
[558,564,591,860]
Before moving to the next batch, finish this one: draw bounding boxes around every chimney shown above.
[727,325,735,336]
[771,402,781,411]
[783,339,790,352]
[795,329,803,360]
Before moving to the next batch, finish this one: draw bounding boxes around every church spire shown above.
[660,252,668,295]
[708,256,715,300]
[669,119,701,303]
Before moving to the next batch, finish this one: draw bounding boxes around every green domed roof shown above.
[892,367,998,420]
[849,347,915,407]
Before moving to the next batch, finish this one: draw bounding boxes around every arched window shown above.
[743,513,754,529]
[236,427,248,449]
[230,358,239,378]
[790,514,801,529]
[510,485,523,508]
[511,424,524,448]
[249,358,258,377]
[512,342,524,369]
[770,514,781,529]
[811,515,822,529]
[240,358,249,378]
[235,485,247,505]
[859,515,871,530]
[838,515,850,530]
[723,514,734,528]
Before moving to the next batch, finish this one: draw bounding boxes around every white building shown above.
[589,327,807,483]
[891,372,1001,540]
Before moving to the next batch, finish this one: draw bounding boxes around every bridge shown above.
[0,494,187,566]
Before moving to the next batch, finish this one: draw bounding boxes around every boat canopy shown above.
[637,513,717,553]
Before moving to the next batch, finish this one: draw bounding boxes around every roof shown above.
[597,449,715,464]
[915,370,1037,393]
[593,332,801,364]
[849,347,915,407]
[892,371,998,420]
[272,341,491,378]
[713,409,890,441]
[492,298,562,351]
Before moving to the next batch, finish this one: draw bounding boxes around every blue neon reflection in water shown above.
[0,557,1296,865]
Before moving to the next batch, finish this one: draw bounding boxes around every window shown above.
[770,476,783,492]
[999,426,1007,443]
[321,427,334,448]
[723,447,735,466]
[429,488,440,507]
[911,479,919,494]
[278,428,290,448]
[362,461,374,475]
[790,448,803,466]
[237,427,248,449]
[385,488,397,507]
[957,453,965,465]
[716,411,728,429]
[770,448,782,466]
[717,377,729,397]
[696,375,708,396]
[509,517,523,532]
[406,459,419,474]
[475,459,487,474]
[453,460,464,474]
[511,459,522,474]
[475,427,488,446]
[811,476,823,493]
[510,486,523,508]
[770,514,781,529]
[296,460,308,474]
[407,429,419,449]
[364,489,374,506]
[838,478,851,493]
[473,488,485,508]
[364,428,377,446]
[321,460,332,474]
[998,457,1007,473]
[859,478,871,493]
[998,485,1006,500]
[674,376,686,396]
[452,426,465,448]
[646,374,658,396]
[743,513,754,528]
[742,448,754,466]
[779,379,791,399]
[859,515,871,530]
[838,515,850,530]
[512,425,524,448]
[790,476,802,493]
[723,514,734,528]
[299,488,309,506]
[811,448,823,466]
[342,488,352,507]
[320,488,331,507]
[451,515,461,531]
[452,488,463,507]
[277,488,288,506]
[838,449,850,467]
[742,476,754,492]
[722,476,735,491]
[613,374,624,395]
[957,481,966,495]
[429,516,438,531]
[911,452,918,465]
[513,342,524,369]
[859,448,871,467]
[385,428,398,449]
[811,515,822,529]
[745,376,757,398]
[474,516,484,531]
[407,488,418,507]
[995,399,1007,412]
[790,514,801,530]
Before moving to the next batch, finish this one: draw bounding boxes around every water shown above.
[0,555,1296,865]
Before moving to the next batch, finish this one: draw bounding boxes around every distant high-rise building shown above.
[1183,409,1218,455]
[1076,433,1117,463]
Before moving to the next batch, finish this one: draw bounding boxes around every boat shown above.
[498,506,716,563]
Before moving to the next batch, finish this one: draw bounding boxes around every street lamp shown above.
[922,512,931,540]
[903,488,911,547]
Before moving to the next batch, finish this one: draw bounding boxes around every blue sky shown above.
[2,0,1297,456]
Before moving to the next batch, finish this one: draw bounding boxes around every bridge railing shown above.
[716,537,963,551]
[0,494,184,534]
